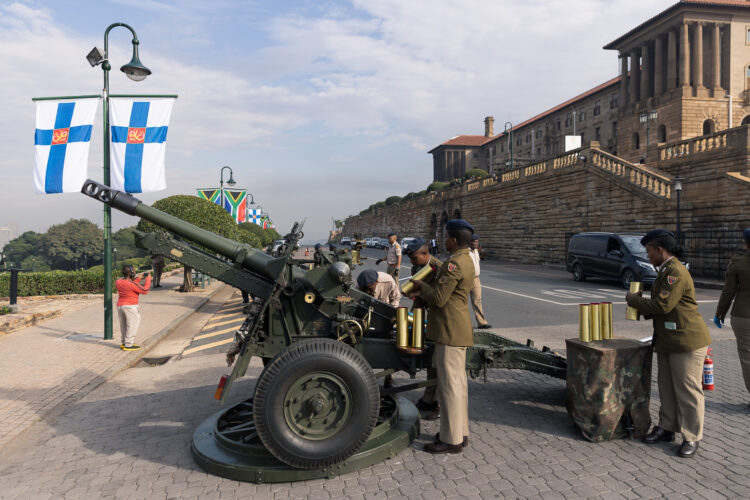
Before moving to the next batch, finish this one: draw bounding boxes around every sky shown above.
[0,0,678,243]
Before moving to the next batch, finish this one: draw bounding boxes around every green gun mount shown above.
[81,179,566,482]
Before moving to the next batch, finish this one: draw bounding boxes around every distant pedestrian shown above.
[116,265,151,351]
[714,228,750,398]
[384,233,401,280]
[626,229,711,458]
[151,253,165,288]
[469,234,491,329]
[430,238,437,255]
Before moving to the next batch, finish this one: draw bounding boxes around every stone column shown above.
[693,22,704,91]
[641,42,651,100]
[679,21,690,90]
[711,23,722,93]
[654,36,664,95]
[668,29,677,89]
[630,49,640,103]
[620,52,629,106]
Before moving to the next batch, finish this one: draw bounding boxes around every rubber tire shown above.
[572,263,585,282]
[253,338,380,470]
[622,268,636,289]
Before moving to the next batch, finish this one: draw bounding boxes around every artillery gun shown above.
[82,179,567,483]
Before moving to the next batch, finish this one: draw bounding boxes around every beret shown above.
[743,228,750,244]
[445,218,474,233]
[404,238,428,254]
[387,232,397,237]
[314,243,323,251]
[356,269,379,288]
[471,234,480,241]
[640,229,675,246]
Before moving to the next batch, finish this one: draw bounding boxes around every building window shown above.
[633,133,640,149]
[556,119,561,131]
[579,108,586,121]
[581,132,585,142]
[612,121,618,139]
[610,93,619,109]
[747,28,750,43]
[746,66,750,89]
[593,101,601,116]
[702,119,716,135]
[565,113,572,127]
[526,133,531,144]
[516,137,522,146]
[500,143,504,153]
[595,127,601,142]
[536,147,541,156]
[474,152,479,159]
[657,124,667,142]
[535,129,542,138]
[742,115,750,125]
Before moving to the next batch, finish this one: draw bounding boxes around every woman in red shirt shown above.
[116,265,151,351]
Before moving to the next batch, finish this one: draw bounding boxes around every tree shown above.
[334,219,344,229]
[112,226,148,260]
[2,231,43,268]
[426,181,449,192]
[136,195,249,292]
[464,168,489,179]
[38,219,103,270]
[385,196,402,206]
[237,222,280,248]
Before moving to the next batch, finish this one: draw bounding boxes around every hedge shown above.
[464,168,489,179]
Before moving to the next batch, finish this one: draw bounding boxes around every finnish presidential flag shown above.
[34,98,98,194]
[109,98,175,193]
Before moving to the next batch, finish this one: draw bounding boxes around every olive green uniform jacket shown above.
[411,256,442,311]
[626,258,711,354]
[715,252,750,320]
[418,248,474,347]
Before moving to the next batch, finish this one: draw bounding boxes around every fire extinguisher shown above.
[703,348,714,391]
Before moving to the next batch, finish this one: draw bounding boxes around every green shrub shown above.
[464,168,489,179]
[426,181,449,192]
[0,270,108,297]
[402,192,417,201]
[384,196,402,206]
[0,305,11,315]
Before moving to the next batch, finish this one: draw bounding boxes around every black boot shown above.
[642,426,675,444]
[678,440,699,458]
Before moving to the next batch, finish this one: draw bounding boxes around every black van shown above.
[566,232,657,288]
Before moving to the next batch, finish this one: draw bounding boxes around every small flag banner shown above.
[34,98,99,194]
[247,208,264,226]
[196,188,221,205]
[110,97,175,193]
[223,189,247,223]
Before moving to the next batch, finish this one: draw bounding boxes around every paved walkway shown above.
[0,271,222,451]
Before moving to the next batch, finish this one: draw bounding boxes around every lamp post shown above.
[504,121,514,170]
[674,176,683,245]
[220,165,236,211]
[87,23,151,340]
[113,247,117,269]
[639,110,658,163]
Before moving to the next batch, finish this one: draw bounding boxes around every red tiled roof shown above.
[438,135,491,148]
[603,0,750,50]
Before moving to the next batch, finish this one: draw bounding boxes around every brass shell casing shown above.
[626,282,643,321]
[396,307,409,349]
[579,304,591,342]
[590,303,601,340]
[600,302,613,339]
[412,308,424,349]
[401,264,434,296]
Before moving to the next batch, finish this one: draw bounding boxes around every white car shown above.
[400,237,417,249]
[340,237,352,245]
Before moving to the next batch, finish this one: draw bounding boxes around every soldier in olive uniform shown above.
[626,229,712,458]
[404,238,443,420]
[409,219,475,454]
[714,228,750,397]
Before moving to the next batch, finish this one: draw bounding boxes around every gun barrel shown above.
[81,179,279,280]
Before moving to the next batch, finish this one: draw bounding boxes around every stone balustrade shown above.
[659,130,727,161]
[524,161,547,177]
[592,150,672,199]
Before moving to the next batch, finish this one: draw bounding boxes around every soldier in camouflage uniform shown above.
[714,228,750,397]
[404,238,442,420]
[626,229,711,458]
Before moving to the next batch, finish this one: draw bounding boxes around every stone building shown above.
[430,0,750,182]
[345,0,750,279]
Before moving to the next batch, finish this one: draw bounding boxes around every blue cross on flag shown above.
[110,98,175,193]
[34,99,99,194]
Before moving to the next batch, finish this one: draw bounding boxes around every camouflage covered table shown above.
[565,338,652,442]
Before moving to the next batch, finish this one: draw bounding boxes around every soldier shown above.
[409,219,474,454]
[714,227,750,398]
[404,238,442,420]
[355,269,401,307]
[469,234,491,329]
[625,229,711,458]
[382,233,402,280]
[150,253,165,288]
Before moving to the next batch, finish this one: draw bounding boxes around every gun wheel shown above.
[253,338,379,469]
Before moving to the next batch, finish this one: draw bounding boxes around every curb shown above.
[1,283,227,455]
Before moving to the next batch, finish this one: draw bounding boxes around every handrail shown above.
[591,149,672,198]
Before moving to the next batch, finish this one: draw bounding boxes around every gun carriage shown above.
[82,179,566,482]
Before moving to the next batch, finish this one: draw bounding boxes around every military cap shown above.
[471,233,480,241]
[744,227,750,244]
[314,243,323,251]
[356,269,379,288]
[387,232,397,237]
[404,237,428,255]
[640,229,675,246]
[445,218,474,233]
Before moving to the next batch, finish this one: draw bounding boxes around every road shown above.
[357,247,727,350]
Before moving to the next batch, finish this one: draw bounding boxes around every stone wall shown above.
[345,128,750,278]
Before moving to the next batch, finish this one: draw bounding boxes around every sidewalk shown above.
[0,271,223,452]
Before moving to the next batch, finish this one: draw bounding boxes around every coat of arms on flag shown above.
[110,98,175,193]
[34,98,99,194]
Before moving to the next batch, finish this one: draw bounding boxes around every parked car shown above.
[365,237,378,248]
[340,237,352,246]
[270,239,286,256]
[400,237,417,249]
[377,237,389,249]
[566,232,657,289]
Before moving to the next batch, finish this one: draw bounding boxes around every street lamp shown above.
[220,165,236,210]
[639,110,658,163]
[113,248,117,269]
[88,23,151,340]
[674,176,683,245]
[504,121,514,170]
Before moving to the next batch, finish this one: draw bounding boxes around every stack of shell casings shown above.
[578,302,614,341]
[626,282,643,321]
[396,307,425,349]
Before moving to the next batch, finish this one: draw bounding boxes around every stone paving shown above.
[0,330,747,499]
